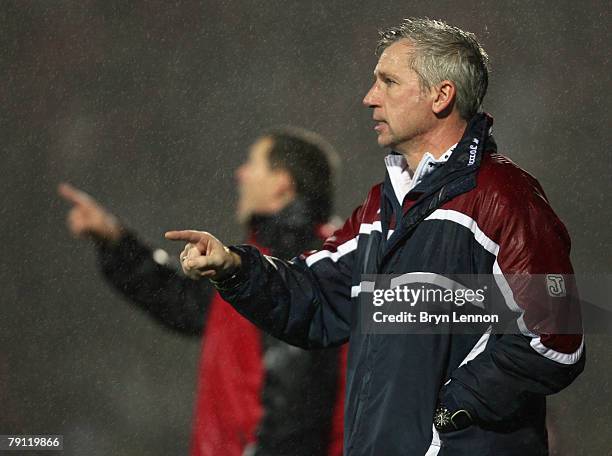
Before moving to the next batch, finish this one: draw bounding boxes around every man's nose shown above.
[362,83,379,108]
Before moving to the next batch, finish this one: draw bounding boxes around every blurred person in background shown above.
[59,127,346,456]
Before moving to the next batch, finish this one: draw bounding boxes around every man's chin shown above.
[376,134,395,149]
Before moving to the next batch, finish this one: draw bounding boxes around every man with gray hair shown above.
[167,18,584,455]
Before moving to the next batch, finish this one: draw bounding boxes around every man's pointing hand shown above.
[165,230,242,281]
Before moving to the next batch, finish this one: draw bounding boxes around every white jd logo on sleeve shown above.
[546,274,566,297]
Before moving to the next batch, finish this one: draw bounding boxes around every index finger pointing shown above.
[58,182,91,206]
[165,230,208,243]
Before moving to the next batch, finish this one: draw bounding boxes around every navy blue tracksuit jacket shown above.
[219,113,585,455]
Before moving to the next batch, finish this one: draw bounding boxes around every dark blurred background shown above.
[1,1,610,455]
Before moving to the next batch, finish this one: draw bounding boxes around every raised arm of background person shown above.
[59,183,213,336]
[439,169,585,425]
[165,204,364,349]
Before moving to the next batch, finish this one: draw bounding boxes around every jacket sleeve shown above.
[97,232,214,336]
[254,334,340,456]
[441,173,585,424]
[218,204,365,349]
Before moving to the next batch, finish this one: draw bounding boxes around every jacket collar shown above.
[379,113,496,262]
[384,143,457,207]
[382,113,495,206]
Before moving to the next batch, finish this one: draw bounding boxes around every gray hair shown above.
[377,18,489,120]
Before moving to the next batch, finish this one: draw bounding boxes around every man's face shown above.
[363,40,435,152]
[235,136,291,223]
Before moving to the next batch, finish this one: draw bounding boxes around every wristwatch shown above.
[433,406,473,433]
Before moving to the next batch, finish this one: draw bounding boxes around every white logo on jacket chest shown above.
[468,138,479,166]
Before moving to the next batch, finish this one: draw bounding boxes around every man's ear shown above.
[432,80,456,116]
